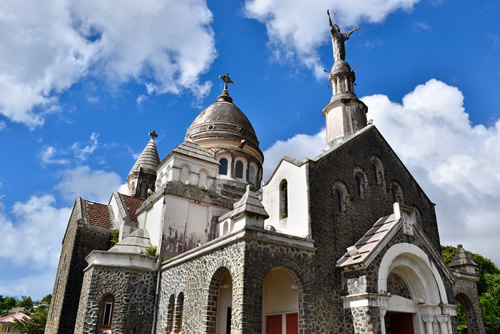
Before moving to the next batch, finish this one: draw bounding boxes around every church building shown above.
[46,18,485,334]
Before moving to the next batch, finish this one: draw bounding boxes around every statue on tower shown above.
[327,9,359,62]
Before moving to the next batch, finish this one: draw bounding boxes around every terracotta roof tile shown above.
[85,201,112,229]
[121,194,144,223]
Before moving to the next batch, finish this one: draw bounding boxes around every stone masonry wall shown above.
[453,278,486,334]
[74,264,157,334]
[157,233,316,333]
[305,127,444,332]
[46,207,111,334]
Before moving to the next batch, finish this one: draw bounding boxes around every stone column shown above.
[379,308,387,334]
[421,315,434,334]
[436,315,449,334]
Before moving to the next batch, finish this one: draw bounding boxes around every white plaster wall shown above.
[156,153,218,189]
[142,199,164,248]
[262,160,310,237]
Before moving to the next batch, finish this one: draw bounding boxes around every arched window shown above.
[335,190,343,213]
[355,174,362,197]
[391,181,404,203]
[248,165,256,185]
[334,181,349,214]
[219,158,228,175]
[235,160,244,179]
[353,167,368,198]
[279,179,288,219]
[166,294,175,332]
[371,156,385,186]
[98,295,115,330]
[173,292,184,333]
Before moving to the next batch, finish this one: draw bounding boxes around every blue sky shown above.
[1,0,499,300]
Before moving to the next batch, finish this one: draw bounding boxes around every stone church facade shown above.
[46,24,485,334]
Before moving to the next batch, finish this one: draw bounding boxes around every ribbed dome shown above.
[186,94,261,155]
[129,137,160,174]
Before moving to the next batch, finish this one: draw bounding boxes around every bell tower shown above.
[323,10,367,147]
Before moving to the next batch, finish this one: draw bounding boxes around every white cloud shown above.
[0,120,5,131]
[0,195,71,270]
[262,79,500,265]
[0,0,216,128]
[39,146,69,165]
[244,0,419,77]
[54,165,123,203]
[263,130,325,180]
[71,132,99,161]
[0,270,57,301]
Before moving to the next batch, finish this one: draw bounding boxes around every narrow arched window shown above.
[98,295,115,330]
[355,174,362,197]
[173,292,184,333]
[372,164,379,184]
[248,166,256,185]
[219,158,228,175]
[335,190,343,213]
[166,294,175,332]
[235,160,244,179]
[279,179,288,219]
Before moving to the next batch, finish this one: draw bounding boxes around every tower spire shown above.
[126,131,160,199]
[323,10,367,147]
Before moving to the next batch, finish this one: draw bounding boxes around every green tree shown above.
[442,245,500,334]
[12,306,48,334]
[41,294,52,304]
[0,296,18,315]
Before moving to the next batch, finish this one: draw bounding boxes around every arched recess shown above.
[370,155,385,187]
[173,292,184,333]
[378,243,450,334]
[353,167,368,198]
[206,267,233,334]
[453,279,485,334]
[279,179,288,219]
[455,293,475,333]
[262,267,300,334]
[333,181,349,214]
[165,294,175,333]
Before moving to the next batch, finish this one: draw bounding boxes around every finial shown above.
[219,73,234,92]
[149,130,158,139]
[217,73,234,103]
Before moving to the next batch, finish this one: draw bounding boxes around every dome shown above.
[186,91,263,162]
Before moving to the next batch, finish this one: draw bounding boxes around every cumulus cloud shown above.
[55,165,123,203]
[244,0,419,76]
[0,0,216,128]
[71,132,99,161]
[0,195,71,270]
[262,79,500,265]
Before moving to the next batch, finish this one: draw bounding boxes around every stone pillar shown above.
[437,315,450,334]
[379,308,387,334]
[422,315,434,334]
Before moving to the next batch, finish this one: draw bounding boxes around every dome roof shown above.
[186,91,262,156]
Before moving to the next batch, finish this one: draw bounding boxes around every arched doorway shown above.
[206,267,233,334]
[262,267,299,334]
[378,243,453,334]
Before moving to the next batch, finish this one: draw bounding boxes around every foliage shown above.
[109,229,120,247]
[442,245,500,334]
[12,306,48,334]
[17,296,34,314]
[41,294,52,304]
[145,243,166,263]
[0,296,18,316]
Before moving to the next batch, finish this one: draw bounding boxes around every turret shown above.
[126,131,160,199]
[323,10,367,147]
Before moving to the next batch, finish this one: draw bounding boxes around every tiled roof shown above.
[337,214,398,268]
[0,312,29,323]
[85,200,112,229]
[121,194,144,223]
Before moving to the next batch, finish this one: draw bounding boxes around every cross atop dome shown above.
[149,130,158,139]
[217,72,234,103]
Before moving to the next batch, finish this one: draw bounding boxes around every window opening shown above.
[355,174,362,197]
[99,295,115,330]
[335,190,343,213]
[280,180,288,219]
[372,164,379,184]
[219,158,228,175]
[235,160,244,179]
[248,166,256,185]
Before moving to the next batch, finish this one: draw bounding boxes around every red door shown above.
[389,313,414,334]
[286,313,298,334]
[266,315,282,334]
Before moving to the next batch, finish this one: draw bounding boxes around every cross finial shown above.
[149,130,158,139]
[219,73,234,91]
